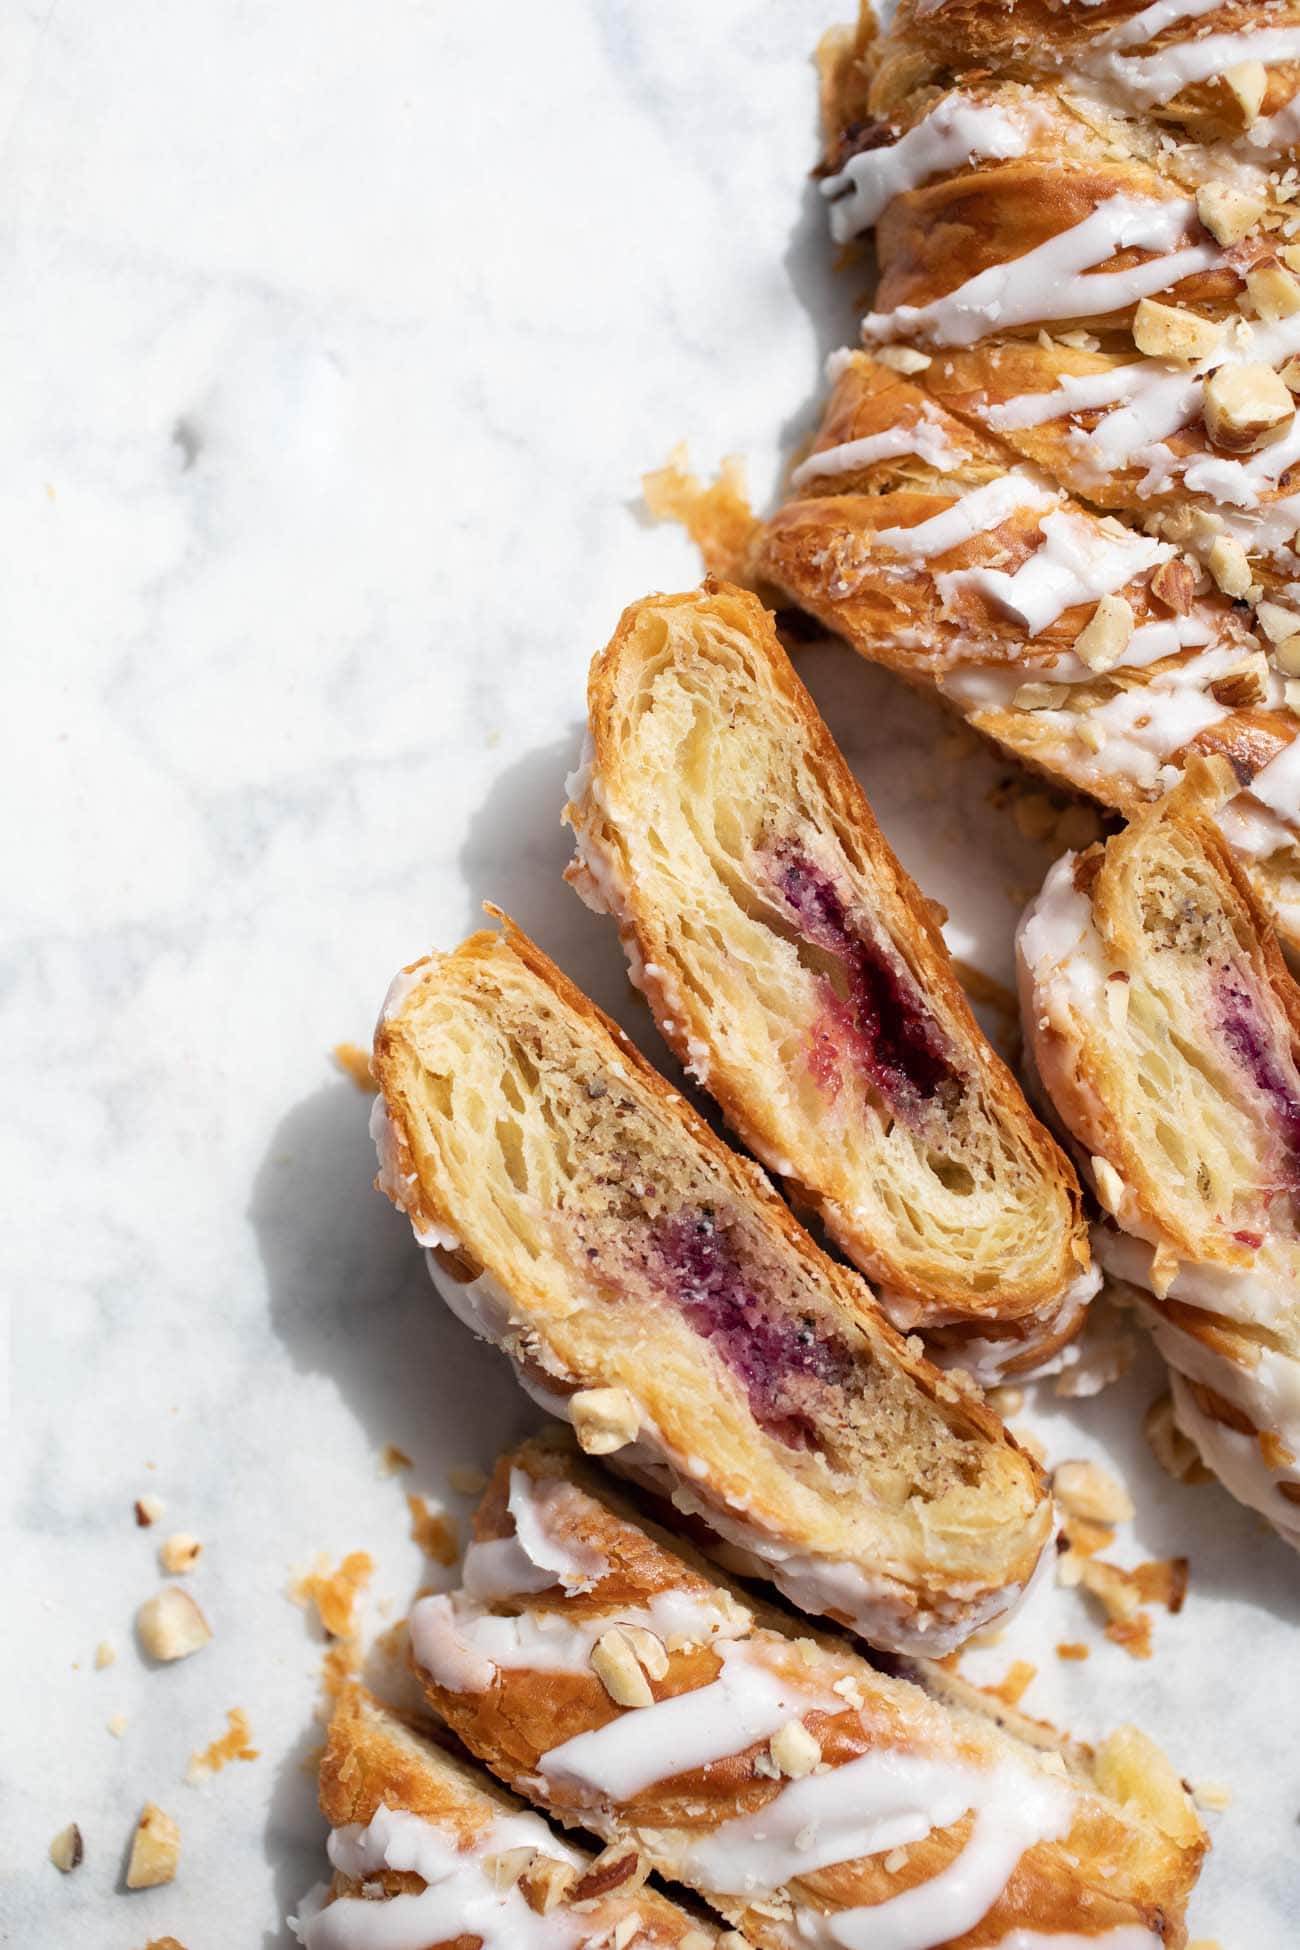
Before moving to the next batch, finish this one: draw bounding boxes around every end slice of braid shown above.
[372,916,1050,1654]
[565,579,1094,1377]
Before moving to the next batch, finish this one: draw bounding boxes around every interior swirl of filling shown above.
[766,840,961,1120]
[1213,968,1300,1184]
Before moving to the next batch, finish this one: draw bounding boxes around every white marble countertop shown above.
[7,2,1297,1943]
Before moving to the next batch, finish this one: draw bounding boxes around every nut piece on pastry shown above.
[371,917,1050,1655]
[293,1685,727,1948]
[1017,755,1300,1549]
[565,580,1095,1379]
[757,351,1300,949]
[410,1433,1205,1950]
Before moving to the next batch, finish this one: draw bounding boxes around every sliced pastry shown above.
[1018,754,1300,1547]
[758,349,1300,945]
[412,1433,1206,1950]
[371,917,1050,1654]
[293,1684,726,1947]
[565,580,1094,1377]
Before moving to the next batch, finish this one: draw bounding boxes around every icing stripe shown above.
[822,98,1031,241]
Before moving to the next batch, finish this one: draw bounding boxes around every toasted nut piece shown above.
[1203,362,1294,453]
[1196,181,1266,246]
[1091,1155,1126,1217]
[159,1533,202,1576]
[1223,59,1267,124]
[1079,1556,1142,1622]
[876,343,931,373]
[125,1803,181,1889]
[618,1622,669,1680]
[1277,635,1300,677]
[520,1854,577,1914]
[94,1640,116,1670]
[1132,298,1221,363]
[569,1385,639,1456]
[1206,533,1253,597]
[1150,556,1196,615]
[1013,682,1069,711]
[1054,1458,1135,1524]
[770,1718,822,1778]
[571,1841,648,1907]
[1282,357,1300,394]
[1246,261,1300,323]
[48,1823,83,1872]
[590,1628,654,1708]
[483,1845,537,1892]
[136,1587,212,1662]
[1257,600,1300,643]
[134,1494,165,1527]
[1095,1725,1203,1846]
[1074,592,1134,673]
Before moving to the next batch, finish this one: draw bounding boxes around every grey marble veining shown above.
[5,2,1295,1943]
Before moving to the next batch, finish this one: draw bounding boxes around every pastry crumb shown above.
[448,1462,488,1496]
[1134,1556,1190,1614]
[407,1494,458,1565]
[378,1443,412,1476]
[135,1493,165,1527]
[48,1823,83,1872]
[292,1551,374,1639]
[1105,1613,1154,1660]
[107,1712,129,1738]
[126,1802,181,1889]
[332,1041,376,1090]
[94,1639,116,1669]
[987,1660,1036,1706]
[1054,1458,1134,1525]
[641,444,759,583]
[186,1707,258,1782]
[158,1532,202,1576]
[136,1587,212,1662]
[1057,1641,1090,1660]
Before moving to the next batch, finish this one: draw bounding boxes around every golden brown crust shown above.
[411,1435,1204,1950]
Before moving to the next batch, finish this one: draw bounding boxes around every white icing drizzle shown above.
[984,360,1158,432]
[295,1804,586,1950]
[862,196,1218,348]
[937,509,1167,634]
[504,1468,610,1593]
[821,98,1031,242]
[1092,26,1300,112]
[874,473,1057,558]
[790,411,961,489]
[1092,0,1223,54]
[1248,733,1300,820]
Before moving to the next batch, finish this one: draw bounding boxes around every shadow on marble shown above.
[776,172,867,473]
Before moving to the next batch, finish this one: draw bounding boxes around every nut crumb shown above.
[520,1853,578,1914]
[876,343,931,373]
[332,1040,376,1090]
[1197,180,1265,245]
[569,1385,640,1455]
[770,1718,821,1778]
[159,1532,203,1576]
[407,1494,458,1565]
[187,1707,258,1782]
[590,1628,655,1709]
[94,1640,116,1670]
[1079,1556,1142,1624]
[1193,1780,1233,1811]
[136,1587,212,1663]
[1134,1556,1190,1614]
[1054,1458,1135,1525]
[135,1494,165,1527]
[126,1802,181,1889]
[987,1385,1023,1417]
[48,1823,83,1872]
[107,1712,129,1738]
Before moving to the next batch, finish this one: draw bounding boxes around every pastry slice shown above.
[1018,755,1300,1546]
[293,1685,726,1947]
[371,918,1049,1654]
[565,580,1094,1378]
[412,1433,1206,1950]
[758,350,1300,946]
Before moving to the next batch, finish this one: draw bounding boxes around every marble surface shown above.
[6,1,1297,1943]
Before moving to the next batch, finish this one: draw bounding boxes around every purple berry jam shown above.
[766,841,959,1116]
[1215,972,1300,1164]
[650,1209,856,1450]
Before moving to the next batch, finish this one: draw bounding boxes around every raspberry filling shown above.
[650,1209,856,1450]
[1215,972,1300,1166]
[768,842,959,1116]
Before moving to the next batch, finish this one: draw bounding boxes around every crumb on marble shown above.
[1134,1556,1190,1614]
[332,1041,376,1092]
[407,1494,458,1564]
[187,1708,258,1783]
[135,1494,165,1527]
[95,1640,116,1670]
[292,1551,374,1640]
[448,1462,488,1497]
[107,1712,129,1738]
[158,1533,202,1576]
[48,1823,83,1872]
[1192,1780,1233,1812]
[1056,1641,1090,1660]
[1105,1613,1154,1660]
[641,443,759,584]
[136,1587,212,1662]
[986,1659,1036,1707]
[126,1803,181,1889]
[378,1443,412,1477]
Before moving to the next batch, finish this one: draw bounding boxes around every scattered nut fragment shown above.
[135,1494,165,1527]
[378,1443,412,1476]
[571,1841,648,1906]
[1053,1458,1135,1524]
[1257,599,1300,644]
[483,1844,537,1892]
[618,1622,669,1681]
[1131,298,1221,363]
[125,1802,181,1889]
[1095,1725,1203,1845]
[448,1462,488,1496]
[144,1939,190,1950]
[1196,180,1266,246]
[569,1385,639,1456]
[770,1718,821,1779]
[1223,58,1267,125]
[94,1640,117,1670]
[987,1659,1036,1707]
[1150,556,1196,616]
[136,1587,212,1663]
[1282,356,1300,394]
[48,1823,83,1872]
[1134,1556,1190,1613]
[1144,1394,1212,1483]
[590,1628,654,1709]
[159,1532,202,1576]
[1013,681,1069,711]
[1079,1556,1142,1625]
[107,1711,129,1738]
[1091,1155,1127,1218]
[1074,592,1134,673]
[1206,532,1253,598]
[520,1854,578,1915]
[1193,1780,1233,1812]
[876,343,931,373]
[1246,261,1300,323]
[293,1551,373,1639]
[1203,363,1294,453]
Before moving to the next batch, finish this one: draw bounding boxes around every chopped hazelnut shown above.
[1286,677,1300,713]
[569,1385,640,1456]
[483,1845,537,1892]
[1091,1155,1126,1217]
[159,1533,202,1576]
[1150,556,1196,615]
[1282,357,1300,394]
[1196,181,1266,246]
[48,1823,83,1872]
[1206,533,1253,597]
[1273,634,1300,677]
[1203,362,1294,453]
[125,1802,181,1889]
[1223,59,1267,125]
[1257,599,1300,643]
[1246,261,1300,323]
[770,1718,821,1778]
[136,1587,212,1663]
[571,1841,647,1907]
[1074,592,1134,672]
[876,344,931,374]
[590,1628,654,1709]
[135,1494,165,1527]
[1131,298,1221,363]
[618,1622,669,1680]
[519,1854,578,1914]
[1053,1458,1135,1524]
